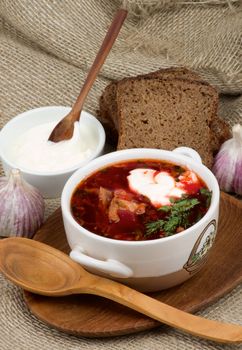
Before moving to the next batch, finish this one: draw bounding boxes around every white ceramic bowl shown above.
[61,147,220,292]
[0,106,106,198]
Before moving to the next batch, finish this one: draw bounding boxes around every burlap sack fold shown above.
[0,0,241,92]
[0,1,241,349]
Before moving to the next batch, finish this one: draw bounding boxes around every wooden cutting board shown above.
[24,192,242,337]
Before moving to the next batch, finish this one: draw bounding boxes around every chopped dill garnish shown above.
[145,197,200,237]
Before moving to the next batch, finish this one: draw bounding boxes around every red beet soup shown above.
[71,159,211,241]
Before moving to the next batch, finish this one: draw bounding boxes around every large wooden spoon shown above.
[0,237,241,344]
[48,9,127,142]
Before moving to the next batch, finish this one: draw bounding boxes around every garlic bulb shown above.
[212,124,242,195]
[0,169,45,238]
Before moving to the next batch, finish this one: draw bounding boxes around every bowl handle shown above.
[70,246,133,278]
[173,147,202,164]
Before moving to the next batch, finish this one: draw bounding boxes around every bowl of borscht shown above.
[61,147,220,292]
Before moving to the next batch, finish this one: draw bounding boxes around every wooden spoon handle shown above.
[71,8,127,119]
[76,277,242,344]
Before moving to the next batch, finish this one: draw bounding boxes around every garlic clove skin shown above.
[232,154,242,195]
[0,169,45,238]
[212,124,242,195]
[231,125,242,195]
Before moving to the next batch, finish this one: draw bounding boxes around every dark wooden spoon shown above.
[0,237,242,344]
[48,9,127,142]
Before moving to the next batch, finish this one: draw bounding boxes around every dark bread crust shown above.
[116,77,219,168]
[96,95,118,146]
[210,116,231,149]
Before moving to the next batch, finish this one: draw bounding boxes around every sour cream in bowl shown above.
[0,106,105,198]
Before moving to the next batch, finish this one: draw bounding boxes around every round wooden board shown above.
[24,192,242,337]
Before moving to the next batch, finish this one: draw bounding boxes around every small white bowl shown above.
[61,147,220,292]
[0,106,106,198]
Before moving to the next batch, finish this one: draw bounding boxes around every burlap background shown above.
[0,1,241,349]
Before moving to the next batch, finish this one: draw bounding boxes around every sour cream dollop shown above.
[10,121,97,172]
[127,168,198,207]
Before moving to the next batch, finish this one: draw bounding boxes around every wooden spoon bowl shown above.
[1,239,82,295]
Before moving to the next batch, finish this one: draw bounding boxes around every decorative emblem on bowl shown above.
[183,219,217,274]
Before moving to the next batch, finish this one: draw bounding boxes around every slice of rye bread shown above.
[98,67,230,149]
[100,67,201,130]
[116,77,219,168]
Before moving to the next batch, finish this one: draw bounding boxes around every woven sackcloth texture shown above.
[0,0,242,349]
